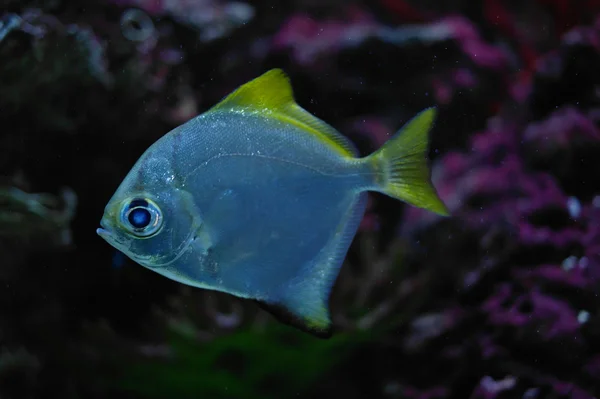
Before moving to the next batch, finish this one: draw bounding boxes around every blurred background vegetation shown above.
[1,0,600,398]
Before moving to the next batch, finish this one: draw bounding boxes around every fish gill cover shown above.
[0,0,600,398]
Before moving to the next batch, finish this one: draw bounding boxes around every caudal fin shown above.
[366,107,449,216]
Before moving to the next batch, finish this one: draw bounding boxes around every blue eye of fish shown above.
[120,197,163,237]
[128,207,151,228]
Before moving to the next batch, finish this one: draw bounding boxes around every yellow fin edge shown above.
[368,107,450,216]
[207,69,357,158]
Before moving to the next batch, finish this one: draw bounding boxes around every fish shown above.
[96,69,449,338]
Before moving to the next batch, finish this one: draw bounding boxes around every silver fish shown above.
[97,69,449,337]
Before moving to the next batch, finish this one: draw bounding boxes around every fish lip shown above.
[96,227,109,237]
[96,221,127,250]
[96,219,113,239]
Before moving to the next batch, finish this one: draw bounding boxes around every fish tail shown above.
[363,107,449,216]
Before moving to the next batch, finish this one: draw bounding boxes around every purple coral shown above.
[390,13,600,399]
[4,1,600,398]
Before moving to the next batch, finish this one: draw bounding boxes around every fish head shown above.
[97,146,197,270]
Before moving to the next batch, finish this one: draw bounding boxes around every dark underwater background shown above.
[2,0,600,398]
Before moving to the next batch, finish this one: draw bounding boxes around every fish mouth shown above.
[96,227,110,239]
[96,219,122,246]
[96,220,129,254]
[96,219,110,238]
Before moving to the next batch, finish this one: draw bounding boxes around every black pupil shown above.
[128,207,152,229]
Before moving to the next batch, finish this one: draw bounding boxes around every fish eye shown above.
[120,198,163,237]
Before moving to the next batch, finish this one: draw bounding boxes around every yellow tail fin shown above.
[367,107,449,216]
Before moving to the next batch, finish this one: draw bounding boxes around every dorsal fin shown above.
[208,69,358,157]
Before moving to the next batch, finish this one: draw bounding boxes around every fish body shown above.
[97,69,448,337]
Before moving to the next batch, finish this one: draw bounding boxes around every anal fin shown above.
[255,192,368,338]
[254,300,333,339]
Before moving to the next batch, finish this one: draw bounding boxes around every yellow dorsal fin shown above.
[208,69,358,157]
